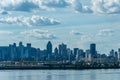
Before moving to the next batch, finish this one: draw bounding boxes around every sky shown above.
[0,0,120,54]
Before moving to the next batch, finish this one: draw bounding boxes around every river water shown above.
[0,69,120,80]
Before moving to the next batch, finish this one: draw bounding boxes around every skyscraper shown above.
[118,48,120,60]
[18,42,24,60]
[110,49,115,57]
[90,43,97,58]
[54,47,58,60]
[25,43,32,60]
[58,43,67,60]
[85,49,91,61]
[54,47,58,55]
[58,43,67,55]
[74,48,79,56]
[46,41,52,60]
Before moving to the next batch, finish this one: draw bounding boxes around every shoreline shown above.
[0,66,120,70]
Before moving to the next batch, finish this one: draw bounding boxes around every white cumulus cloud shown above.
[68,0,93,13]
[0,0,119,14]
[41,0,69,8]
[21,29,57,40]
[97,29,114,37]
[0,0,39,12]
[0,15,60,27]
[91,0,120,14]
[0,0,69,12]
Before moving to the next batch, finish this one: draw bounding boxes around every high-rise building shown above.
[54,47,58,60]
[27,43,31,48]
[10,43,17,60]
[115,51,118,60]
[74,48,79,56]
[85,49,91,61]
[73,48,79,60]
[67,48,72,62]
[18,42,24,60]
[0,46,9,61]
[90,43,97,58]
[58,43,67,55]
[58,43,67,60]
[54,47,58,55]
[46,41,52,60]
[24,43,32,60]
[110,49,115,57]
[118,48,120,61]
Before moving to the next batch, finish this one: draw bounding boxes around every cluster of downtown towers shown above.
[0,41,119,62]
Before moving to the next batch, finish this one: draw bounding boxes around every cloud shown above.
[0,31,13,35]
[67,0,120,14]
[0,10,9,15]
[80,34,94,41]
[0,15,60,27]
[14,1,39,12]
[0,0,119,14]
[97,29,114,37]
[0,0,93,13]
[70,30,83,35]
[0,0,69,12]
[70,0,120,14]
[68,0,93,13]
[20,29,57,40]
[0,0,39,12]
[41,0,69,8]
[91,0,120,14]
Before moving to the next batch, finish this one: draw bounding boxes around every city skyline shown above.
[0,0,120,54]
[0,41,119,62]
[0,40,118,55]
[0,40,119,54]
[0,0,120,80]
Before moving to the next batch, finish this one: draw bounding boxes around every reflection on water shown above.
[90,70,96,80]
[0,69,120,80]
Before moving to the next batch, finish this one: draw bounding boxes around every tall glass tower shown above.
[46,41,52,60]
[90,43,97,58]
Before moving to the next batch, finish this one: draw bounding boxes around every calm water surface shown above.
[0,69,120,80]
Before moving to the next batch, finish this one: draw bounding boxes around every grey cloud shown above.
[14,1,39,12]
